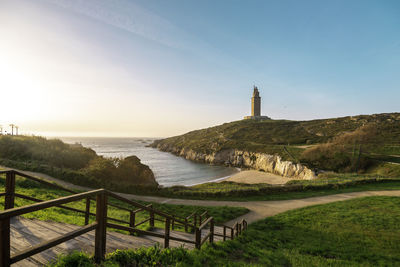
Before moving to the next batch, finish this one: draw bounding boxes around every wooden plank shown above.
[10,223,97,264]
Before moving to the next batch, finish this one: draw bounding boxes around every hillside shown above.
[0,135,158,190]
[151,113,400,174]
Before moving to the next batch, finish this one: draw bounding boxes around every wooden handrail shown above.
[198,216,213,230]
[0,189,104,220]
[107,222,196,245]
[13,170,76,194]
[134,218,150,227]
[106,191,196,228]
[0,170,131,212]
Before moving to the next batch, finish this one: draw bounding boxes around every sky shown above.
[0,0,399,137]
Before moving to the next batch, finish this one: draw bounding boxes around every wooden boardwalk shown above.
[10,217,224,266]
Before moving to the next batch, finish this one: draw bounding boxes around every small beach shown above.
[221,170,299,185]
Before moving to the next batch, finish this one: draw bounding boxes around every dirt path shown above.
[4,167,400,227]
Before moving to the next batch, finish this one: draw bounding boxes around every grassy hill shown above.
[151,113,400,173]
[51,196,400,266]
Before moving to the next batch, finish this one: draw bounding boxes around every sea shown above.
[60,137,238,187]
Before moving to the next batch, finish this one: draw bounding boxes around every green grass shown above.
[0,174,249,232]
[151,113,400,158]
[50,196,400,266]
[154,173,400,201]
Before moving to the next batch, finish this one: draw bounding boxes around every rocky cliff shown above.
[153,143,316,180]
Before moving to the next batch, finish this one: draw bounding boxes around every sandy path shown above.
[3,167,400,227]
[222,170,298,185]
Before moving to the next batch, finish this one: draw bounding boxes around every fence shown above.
[0,170,247,266]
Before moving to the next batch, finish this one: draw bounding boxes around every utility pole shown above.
[9,124,15,136]
[0,125,2,135]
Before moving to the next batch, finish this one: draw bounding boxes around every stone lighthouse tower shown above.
[251,86,261,116]
[244,86,270,120]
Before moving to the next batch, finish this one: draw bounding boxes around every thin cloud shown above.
[44,0,190,50]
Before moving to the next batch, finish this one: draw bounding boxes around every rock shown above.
[154,144,317,180]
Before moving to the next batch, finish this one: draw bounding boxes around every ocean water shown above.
[60,137,238,187]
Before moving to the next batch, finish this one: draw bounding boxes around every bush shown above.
[301,124,379,172]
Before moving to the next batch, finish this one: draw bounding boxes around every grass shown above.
[0,174,249,232]
[151,113,400,158]
[155,173,400,201]
[49,196,400,266]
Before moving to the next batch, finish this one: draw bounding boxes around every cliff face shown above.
[155,143,316,180]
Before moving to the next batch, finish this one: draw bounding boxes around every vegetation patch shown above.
[154,175,400,201]
[0,135,158,192]
[49,196,400,266]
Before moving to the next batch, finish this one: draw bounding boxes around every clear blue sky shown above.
[1,0,399,137]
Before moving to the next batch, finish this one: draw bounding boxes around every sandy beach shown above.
[221,170,299,185]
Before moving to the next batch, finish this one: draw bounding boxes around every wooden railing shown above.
[0,169,247,266]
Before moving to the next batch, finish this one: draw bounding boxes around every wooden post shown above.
[184,218,188,232]
[0,218,10,267]
[194,214,197,227]
[164,218,170,248]
[84,198,90,225]
[238,223,242,235]
[94,192,107,263]
[5,171,15,210]
[209,218,214,244]
[223,226,226,241]
[195,228,201,249]
[149,205,154,229]
[172,216,175,230]
[231,228,234,240]
[129,211,136,235]
[199,214,202,226]
[235,223,239,237]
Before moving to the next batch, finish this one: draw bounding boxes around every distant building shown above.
[244,86,271,120]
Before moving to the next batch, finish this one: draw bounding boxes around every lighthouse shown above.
[244,86,271,120]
